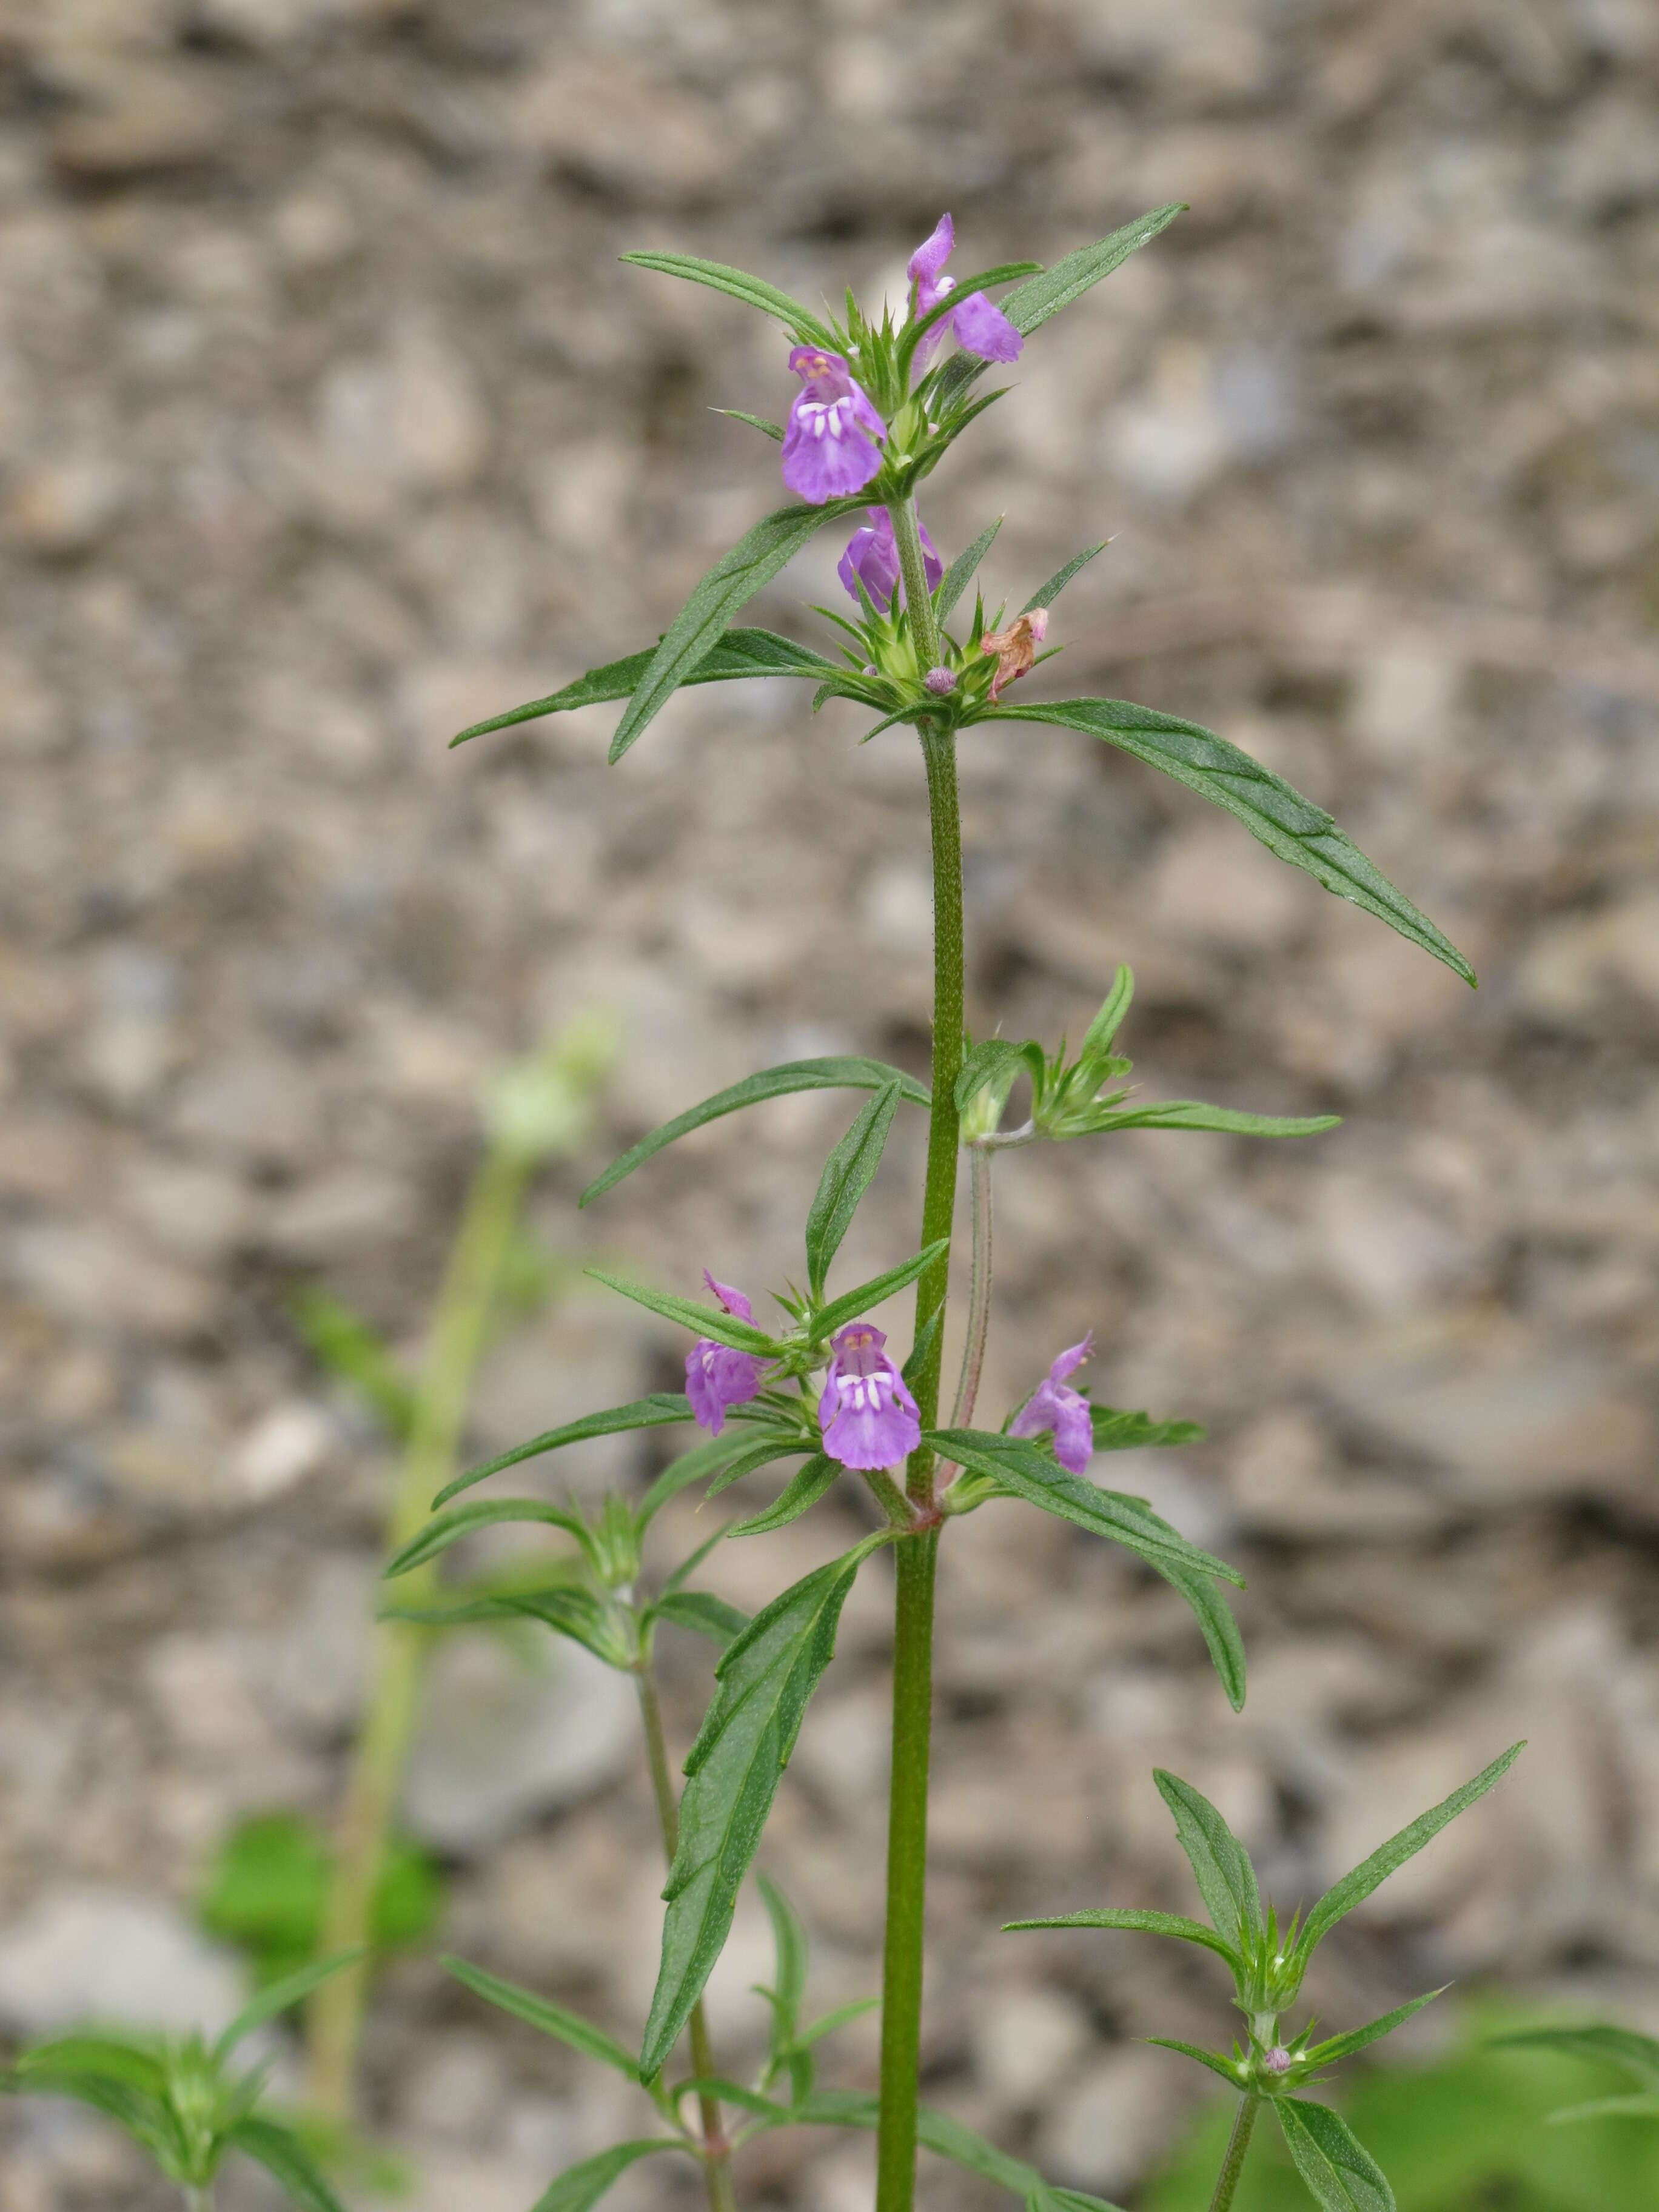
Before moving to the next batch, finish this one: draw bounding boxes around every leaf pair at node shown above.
[381,1432,754,1668]
[1009,1745,1524,2212]
[957,964,1341,1148]
[0,1952,363,2210]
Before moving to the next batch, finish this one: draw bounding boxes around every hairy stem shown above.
[876,495,964,2212]
[949,1147,993,1430]
[636,1663,737,2212]
[306,1144,529,2120]
[183,2187,213,2212]
[1207,2093,1261,2212]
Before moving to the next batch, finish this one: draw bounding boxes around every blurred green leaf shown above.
[292,1289,415,1444]
[199,1815,443,1987]
[444,1957,640,2079]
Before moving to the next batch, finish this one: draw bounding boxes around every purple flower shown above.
[782,347,886,504]
[818,1322,921,1471]
[1264,2046,1293,2077]
[685,1271,767,1436]
[908,214,1023,371]
[836,506,942,612]
[1008,1333,1093,1474]
[923,666,956,695]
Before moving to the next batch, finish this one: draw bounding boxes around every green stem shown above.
[306,1144,529,2121]
[876,492,964,2212]
[184,2187,213,2212]
[1207,2094,1261,2212]
[636,1663,737,2212]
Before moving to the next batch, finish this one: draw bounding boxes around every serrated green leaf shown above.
[929,1431,1238,1583]
[435,1394,698,1509]
[1021,542,1108,617]
[1277,2097,1397,2212]
[620,250,836,344]
[10,2039,167,2095]
[444,1957,642,2078]
[1004,1906,1242,1971]
[806,1082,902,1300]
[1153,1770,1263,1953]
[529,2137,686,2212]
[450,629,839,747]
[936,517,1002,622]
[813,1239,949,1340]
[651,1590,751,1648]
[385,1498,588,1580]
[1090,1405,1207,1450]
[713,408,785,441]
[1308,1989,1448,2066]
[586,1270,779,1355]
[728,1455,841,1538]
[980,699,1475,985]
[2,2066,180,2169]
[1491,2025,1659,2083]
[1295,1743,1524,1968]
[213,1949,364,2061]
[640,1543,876,2080]
[582,1057,928,1205]
[1088,1100,1342,1139]
[227,2118,350,2212]
[609,501,866,763]
[1145,2037,1251,2089]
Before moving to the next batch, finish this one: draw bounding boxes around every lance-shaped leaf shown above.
[384,1585,632,1667]
[1547,2090,1659,2122]
[1153,1770,1263,1954]
[1276,2098,1397,2212]
[213,1949,364,2061]
[451,630,840,746]
[637,1435,748,1529]
[894,259,1044,378]
[1307,1988,1448,2066]
[714,408,785,441]
[649,1589,751,1648]
[609,499,867,763]
[385,1498,588,1580]
[704,1434,811,1498]
[931,205,1185,412]
[930,1431,1238,1584]
[529,2137,688,2212]
[806,1081,902,1299]
[586,1270,780,1355]
[937,516,1002,622]
[728,1454,842,1538]
[1021,541,1108,617]
[1490,2025,1659,2083]
[638,1541,878,2080]
[1145,2037,1251,2090]
[981,699,1475,985]
[757,1872,811,2099]
[226,2119,350,2212]
[443,1957,640,2079]
[1292,1743,1524,1969]
[791,2088,1126,2210]
[1003,1906,1242,1972]
[812,1239,949,1340]
[582,1057,928,1205]
[1078,964,1135,1070]
[1087,1099,1341,1139]
[434,1393,698,1508]
[931,1431,1244,1701]
[1091,1405,1206,1450]
[620,250,836,345]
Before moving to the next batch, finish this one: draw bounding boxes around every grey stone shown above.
[0,1889,246,2038]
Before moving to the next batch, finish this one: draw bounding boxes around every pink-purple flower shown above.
[685,1272,768,1435]
[818,1322,921,1470]
[782,346,886,504]
[1008,1333,1094,1474]
[908,214,1023,371]
[837,506,942,612]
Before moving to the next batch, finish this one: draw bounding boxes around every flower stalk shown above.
[950,1145,993,1430]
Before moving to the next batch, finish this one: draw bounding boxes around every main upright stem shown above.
[1207,2094,1261,2212]
[876,495,964,2212]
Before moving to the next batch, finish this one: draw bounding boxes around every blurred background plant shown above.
[192,1019,614,2125]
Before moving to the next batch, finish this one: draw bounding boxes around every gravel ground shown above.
[2,2,1659,2208]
